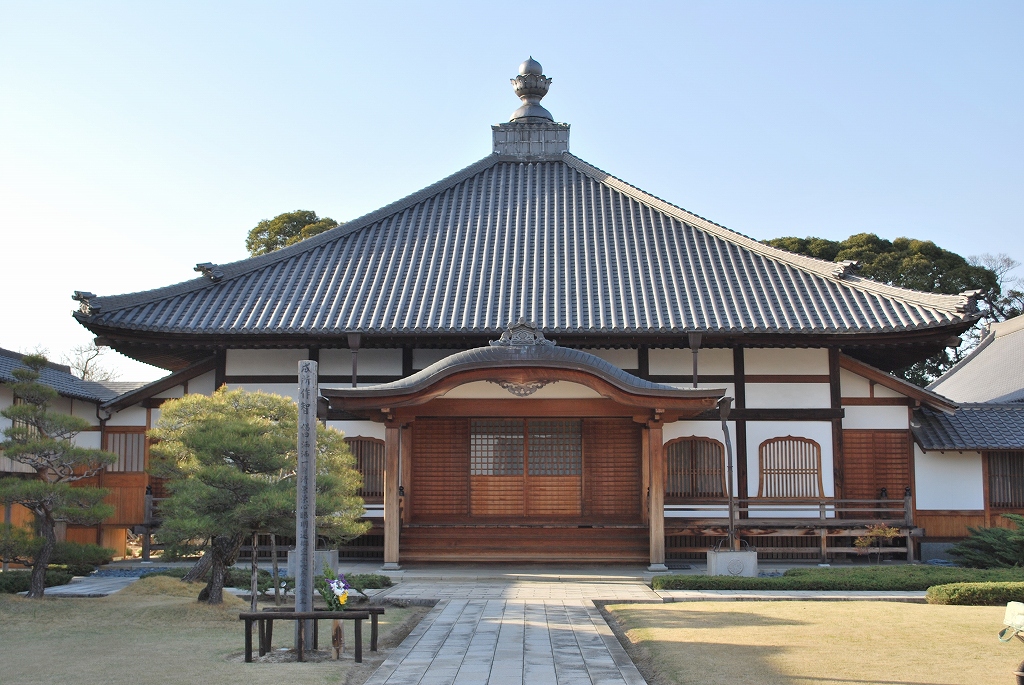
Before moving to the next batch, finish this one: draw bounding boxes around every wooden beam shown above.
[647,423,666,571]
[382,424,401,569]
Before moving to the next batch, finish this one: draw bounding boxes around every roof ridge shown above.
[83,155,504,314]
[562,153,971,314]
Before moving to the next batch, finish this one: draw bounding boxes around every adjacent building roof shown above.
[928,315,1024,404]
[913,404,1024,451]
[73,60,976,370]
[0,347,144,403]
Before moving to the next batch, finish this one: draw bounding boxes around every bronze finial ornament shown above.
[510,57,553,123]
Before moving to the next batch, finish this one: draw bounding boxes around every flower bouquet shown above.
[315,561,351,658]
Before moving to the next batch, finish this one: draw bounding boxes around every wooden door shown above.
[411,418,469,520]
[842,429,912,500]
[583,419,642,520]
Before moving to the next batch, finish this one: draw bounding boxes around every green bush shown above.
[0,568,75,593]
[344,573,392,592]
[140,566,294,597]
[51,542,115,570]
[947,514,1024,568]
[651,565,1024,591]
[927,582,1024,605]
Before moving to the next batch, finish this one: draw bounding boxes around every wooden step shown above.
[398,525,650,563]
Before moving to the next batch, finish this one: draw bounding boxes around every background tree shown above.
[148,388,367,604]
[763,233,1015,385]
[0,354,115,598]
[61,342,121,381]
[245,210,341,257]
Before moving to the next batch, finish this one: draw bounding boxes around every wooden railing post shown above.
[383,423,401,570]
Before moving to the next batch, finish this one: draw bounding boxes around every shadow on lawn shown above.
[641,608,809,629]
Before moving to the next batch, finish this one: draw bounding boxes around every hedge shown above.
[651,566,1024,591]
[0,568,75,594]
[926,582,1024,605]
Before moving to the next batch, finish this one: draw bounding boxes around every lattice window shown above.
[988,451,1024,508]
[666,438,726,499]
[758,436,824,498]
[527,420,582,476]
[105,430,146,472]
[470,420,524,475]
[9,396,40,438]
[346,437,385,499]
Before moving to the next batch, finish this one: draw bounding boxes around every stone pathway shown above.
[36,576,139,597]
[364,599,646,685]
[382,581,662,603]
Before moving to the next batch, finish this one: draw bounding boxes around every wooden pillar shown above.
[383,423,401,570]
[648,422,667,571]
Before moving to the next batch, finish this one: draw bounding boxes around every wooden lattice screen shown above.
[665,437,726,500]
[758,436,824,498]
[105,429,147,472]
[988,451,1024,508]
[346,437,385,500]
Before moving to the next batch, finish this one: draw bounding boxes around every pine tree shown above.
[948,514,1024,568]
[0,354,115,598]
[149,387,367,604]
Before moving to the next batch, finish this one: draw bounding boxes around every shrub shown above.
[47,542,115,576]
[651,565,1024,591]
[927,582,1024,605]
[0,568,75,593]
[947,514,1024,568]
[345,573,392,592]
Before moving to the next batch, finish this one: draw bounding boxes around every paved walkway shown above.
[364,599,646,685]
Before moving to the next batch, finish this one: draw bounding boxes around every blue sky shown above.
[1,1,1021,381]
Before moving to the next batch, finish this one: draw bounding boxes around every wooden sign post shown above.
[295,360,318,651]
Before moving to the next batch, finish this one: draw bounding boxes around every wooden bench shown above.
[263,606,386,652]
[238,610,371,663]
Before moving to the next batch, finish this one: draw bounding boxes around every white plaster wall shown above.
[0,386,12,424]
[744,421,835,500]
[442,380,604,399]
[320,348,402,376]
[155,387,185,399]
[226,349,309,376]
[840,368,871,397]
[744,348,829,375]
[190,370,217,395]
[874,385,904,398]
[225,383,299,401]
[914,444,984,510]
[71,399,101,425]
[73,431,102,450]
[327,421,385,441]
[649,348,734,375]
[842,406,909,430]
[583,348,638,370]
[107,405,148,427]
[412,349,462,370]
[745,383,832,409]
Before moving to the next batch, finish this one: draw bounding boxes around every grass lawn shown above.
[605,601,1020,685]
[0,577,427,685]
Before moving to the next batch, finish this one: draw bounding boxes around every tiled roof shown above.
[929,315,1024,404]
[913,404,1024,451]
[76,153,974,339]
[0,348,142,403]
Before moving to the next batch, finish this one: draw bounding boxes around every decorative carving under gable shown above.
[490,318,556,347]
[487,379,553,397]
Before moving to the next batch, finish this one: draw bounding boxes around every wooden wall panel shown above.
[583,418,642,520]
[526,476,580,516]
[843,430,911,500]
[65,527,98,545]
[412,418,469,520]
[470,475,524,516]
[915,511,986,539]
[103,485,146,525]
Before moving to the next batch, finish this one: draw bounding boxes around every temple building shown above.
[68,59,990,568]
